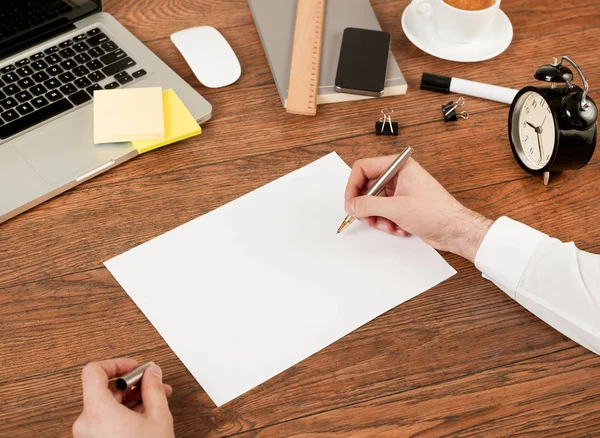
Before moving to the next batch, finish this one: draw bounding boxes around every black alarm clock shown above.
[508,56,597,185]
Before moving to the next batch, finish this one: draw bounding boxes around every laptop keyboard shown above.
[0,27,148,140]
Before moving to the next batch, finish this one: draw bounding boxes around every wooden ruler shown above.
[286,0,326,116]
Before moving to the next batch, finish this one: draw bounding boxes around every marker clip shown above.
[442,97,468,122]
[375,109,398,135]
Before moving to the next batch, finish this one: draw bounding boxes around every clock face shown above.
[510,91,556,170]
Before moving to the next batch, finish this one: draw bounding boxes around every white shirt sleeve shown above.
[475,216,600,356]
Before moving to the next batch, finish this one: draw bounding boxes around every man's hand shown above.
[345,156,492,263]
[73,358,175,438]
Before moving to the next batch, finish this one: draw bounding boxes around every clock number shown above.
[546,154,550,160]
[532,100,537,108]
[523,135,529,141]
[541,100,545,108]
[525,107,530,114]
[528,147,534,154]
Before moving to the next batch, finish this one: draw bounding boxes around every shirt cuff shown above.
[474,217,548,298]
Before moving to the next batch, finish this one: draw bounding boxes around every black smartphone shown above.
[334,28,391,97]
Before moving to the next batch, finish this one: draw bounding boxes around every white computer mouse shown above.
[171,26,241,88]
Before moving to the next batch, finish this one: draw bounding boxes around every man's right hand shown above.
[344,156,493,263]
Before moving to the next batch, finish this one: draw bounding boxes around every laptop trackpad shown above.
[0,146,50,217]
[13,108,135,185]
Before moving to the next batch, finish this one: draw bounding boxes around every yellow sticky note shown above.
[132,89,202,154]
[94,87,165,144]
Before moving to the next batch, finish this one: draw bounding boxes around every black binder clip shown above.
[442,97,468,122]
[375,109,398,135]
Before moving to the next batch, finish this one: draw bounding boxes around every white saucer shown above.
[401,4,513,63]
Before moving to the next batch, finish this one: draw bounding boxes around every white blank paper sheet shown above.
[105,152,456,406]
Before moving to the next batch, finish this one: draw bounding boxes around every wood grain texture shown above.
[1,0,600,437]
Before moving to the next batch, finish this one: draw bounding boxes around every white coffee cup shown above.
[412,0,501,44]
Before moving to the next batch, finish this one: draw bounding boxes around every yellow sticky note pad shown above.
[132,89,202,154]
[93,87,165,144]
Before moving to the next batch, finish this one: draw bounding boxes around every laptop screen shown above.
[0,0,102,60]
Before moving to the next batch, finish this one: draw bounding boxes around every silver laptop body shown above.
[0,9,212,224]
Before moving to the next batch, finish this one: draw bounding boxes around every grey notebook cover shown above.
[248,0,408,107]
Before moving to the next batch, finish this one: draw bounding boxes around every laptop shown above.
[0,0,212,224]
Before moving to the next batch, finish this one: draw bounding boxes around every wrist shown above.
[448,208,493,263]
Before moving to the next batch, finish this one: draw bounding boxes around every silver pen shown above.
[337,146,413,234]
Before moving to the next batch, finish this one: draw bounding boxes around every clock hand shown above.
[537,131,545,162]
[526,121,537,130]
[538,116,547,134]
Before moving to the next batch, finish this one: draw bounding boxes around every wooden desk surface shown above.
[2,1,600,436]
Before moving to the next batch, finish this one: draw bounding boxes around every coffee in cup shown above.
[413,0,500,43]
[443,0,495,11]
